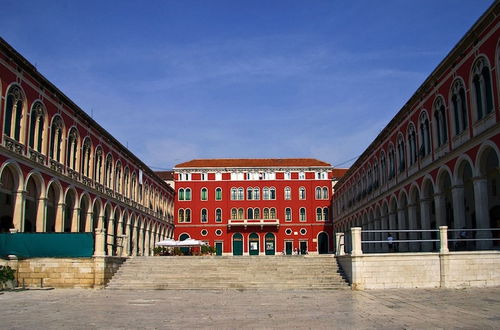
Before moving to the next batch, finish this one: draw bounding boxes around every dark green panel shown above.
[0,233,94,258]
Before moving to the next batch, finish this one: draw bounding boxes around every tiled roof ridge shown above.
[175,158,332,168]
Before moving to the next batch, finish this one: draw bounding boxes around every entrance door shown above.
[232,233,243,256]
[215,242,223,256]
[249,233,259,255]
[179,233,190,255]
[300,241,307,255]
[265,233,275,255]
[285,241,293,255]
[318,232,328,254]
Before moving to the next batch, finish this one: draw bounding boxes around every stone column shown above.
[351,227,362,256]
[116,217,124,257]
[36,197,47,232]
[144,229,150,256]
[131,224,138,256]
[138,227,144,256]
[12,190,25,231]
[439,226,449,253]
[71,207,80,232]
[122,221,130,257]
[55,202,65,232]
[420,198,433,251]
[335,232,345,256]
[473,177,492,249]
[407,203,419,252]
[85,212,93,232]
[397,207,408,252]
[94,228,106,256]
[107,218,115,256]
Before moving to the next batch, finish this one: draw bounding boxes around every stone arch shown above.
[63,186,78,232]
[3,83,28,144]
[0,161,23,232]
[45,179,63,232]
[23,171,45,232]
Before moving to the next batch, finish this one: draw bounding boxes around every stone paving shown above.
[1,287,500,329]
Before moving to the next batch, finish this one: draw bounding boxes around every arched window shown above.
[231,208,237,219]
[178,188,185,201]
[322,187,328,200]
[263,208,269,219]
[114,162,122,193]
[451,79,468,135]
[299,208,306,221]
[419,112,431,157]
[215,209,222,222]
[323,207,329,221]
[238,187,244,200]
[315,187,322,199]
[299,187,306,200]
[472,57,493,121]
[284,187,291,200]
[263,187,270,200]
[185,209,191,222]
[380,152,387,183]
[433,97,448,147]
[4,85,24,142]
[247,187,254,200]
[178,209,185,222]
[201,209,207,222]
[231,187,237,200]
[201,188,208,201]
[66,128,79,170]
[316,207,323,221]
[269,187,276,200]
[123,167,130,197]
[270,208,276,219]
[94,147,103,183]
[81,138,91,177]
[285,208,292,221]
[237,208,244,219]
[254,208,260,219]
[407,124,417,166]
[28,101,45,153]
[131,173,137,201]
[49,116,64,162]
[397,135,406,173]
[388,146,396,179]
[247,208,254,219]
[215,187,222,200]
[253,188,260,200]
[185,188,192,201]
[104,154,113,188]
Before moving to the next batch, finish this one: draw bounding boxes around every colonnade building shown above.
[174,158,334,255]
[0,38,174,256]
[333,2,500,252]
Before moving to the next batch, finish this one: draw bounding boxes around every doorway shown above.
[318,232,328,254]
[285,241,293,255]
[215,242,223,256]
[265,233,275,255]
[249,233,259,255]
[232,233,243,256]
[300,241,308,255]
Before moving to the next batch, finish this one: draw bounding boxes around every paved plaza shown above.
[1,287,500,329]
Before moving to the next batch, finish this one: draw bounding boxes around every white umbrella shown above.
[175,239,207,247]
[155,239,177,247]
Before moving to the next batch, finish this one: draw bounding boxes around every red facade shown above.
[174,159,335,255]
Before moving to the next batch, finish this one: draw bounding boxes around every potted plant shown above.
[0,265,16,290]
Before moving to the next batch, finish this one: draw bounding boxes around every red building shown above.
[173,158,335,255]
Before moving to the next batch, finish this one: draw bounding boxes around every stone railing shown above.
[67,168,80,181]
[28,148,46,165]
[3,135,24,155]
[50,160,64,174]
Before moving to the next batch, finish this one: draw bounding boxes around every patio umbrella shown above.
[155,239,177,247]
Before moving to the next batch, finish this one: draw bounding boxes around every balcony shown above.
[28,148,46,165]
[3,135,24,155]
[50,160,64,174]
[227,218,279,230]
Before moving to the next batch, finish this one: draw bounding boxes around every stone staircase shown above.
[106,255,350,290]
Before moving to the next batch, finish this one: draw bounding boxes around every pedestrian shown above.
[387,233,394,252]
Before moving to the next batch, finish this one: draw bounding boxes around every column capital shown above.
[451,184,464,190]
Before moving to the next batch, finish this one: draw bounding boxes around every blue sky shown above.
[0,0,494,169]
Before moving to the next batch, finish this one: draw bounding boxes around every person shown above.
[387,233,394,252]
[456,227,467,251]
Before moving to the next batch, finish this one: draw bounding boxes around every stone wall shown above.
[0,256,126,289]
[337,251,500,290]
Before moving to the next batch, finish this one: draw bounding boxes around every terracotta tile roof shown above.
[154,170,174,181]
[174,158,332,168]
[332,168,349,179]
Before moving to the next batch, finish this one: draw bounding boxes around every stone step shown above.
[106,256,350,290]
